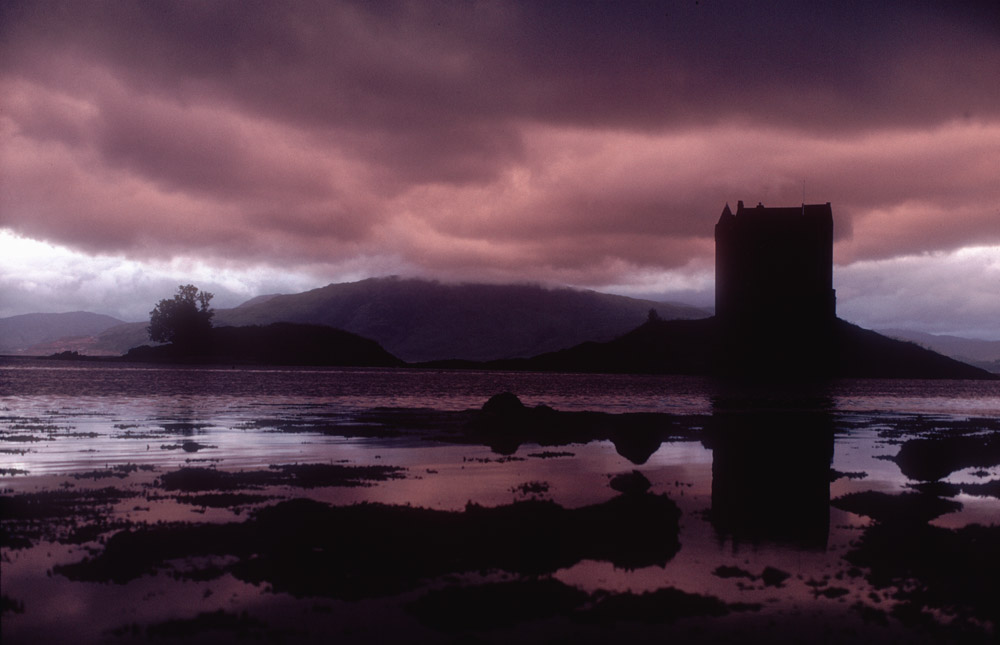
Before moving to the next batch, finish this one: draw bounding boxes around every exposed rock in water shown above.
[832,491,963,524]
[55,493,682,596]
[609,470,652,495]
[893,433,1000,481]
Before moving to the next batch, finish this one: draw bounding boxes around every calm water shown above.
[2,358,998,476]
[2,358,999,643]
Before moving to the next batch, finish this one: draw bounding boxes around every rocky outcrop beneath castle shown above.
[488,317,994,380]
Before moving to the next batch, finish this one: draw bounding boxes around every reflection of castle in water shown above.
[703,394,834,549]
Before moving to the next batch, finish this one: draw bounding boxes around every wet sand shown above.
[3,388,1000,643]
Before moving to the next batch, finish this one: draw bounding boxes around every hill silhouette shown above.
[879,329,1000,374]
[0,312,124,354]
[9,279,992,379]
[36,313,993,379]
[476,317,994,379]
[18,278,707,360]
[123,323,402,367]
[214,277,708,362]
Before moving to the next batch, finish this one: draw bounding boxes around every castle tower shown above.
[715,200,836,328]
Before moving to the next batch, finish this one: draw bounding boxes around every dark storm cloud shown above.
[7,1,997,129]
[1,0,998,285]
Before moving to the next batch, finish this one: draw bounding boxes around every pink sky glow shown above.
[1,1,998,338]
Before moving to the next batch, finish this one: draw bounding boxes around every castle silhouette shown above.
[714,200,837,372]
[427,199,990,378]
[715,200,836,328]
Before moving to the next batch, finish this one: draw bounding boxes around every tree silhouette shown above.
[148,285,214,349]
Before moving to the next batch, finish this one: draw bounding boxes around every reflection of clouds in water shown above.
[931,493,1000,529]
[829,428,915,495]
[644,441,714,468]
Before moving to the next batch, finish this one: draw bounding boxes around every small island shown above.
[123,322,404,367]
[107,285,403,367]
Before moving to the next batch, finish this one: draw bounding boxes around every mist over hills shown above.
[1,278,708,362]
[214,277,708,362]
[879,329,1000,374]
[3,278,994,378]
[0,312,124,355]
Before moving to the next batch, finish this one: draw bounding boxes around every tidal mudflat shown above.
[2,359,999,643]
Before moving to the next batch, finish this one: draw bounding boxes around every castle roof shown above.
[718,202,735,224]
[733,201,832,220]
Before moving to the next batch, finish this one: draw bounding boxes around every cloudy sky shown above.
[1,1,998,338]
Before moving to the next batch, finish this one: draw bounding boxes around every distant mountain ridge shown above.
[233,294,282,309]
[879,329,1000,374]
[2,278,708,361]
[213,277,708,362]
[5,279,993,379]
[0,312,125,354]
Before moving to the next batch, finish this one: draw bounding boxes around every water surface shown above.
[2,358,998,643]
